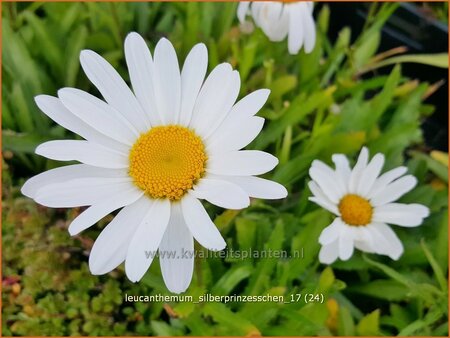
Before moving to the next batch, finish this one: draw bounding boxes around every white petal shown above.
[181,192,226,251]
[348,147,369,193]
[124,32,160,126]
[308,181,339,215]
[153,38,181,124]
[338,226,355,260]
[35,140,128,169]
[319,239,339,264]
[207,116,265,153]
[367,166,408,198]
[227,89,270,119]
[353,226,375,253]
[287,4,304,54]
[89,197,150,275]
[318,218,343,245]
[311,160,346,198]
[373,203,429,227]
[179,43,208,126]
[370,175,417,206]
[370,222,404,260]
[191,178,250,210]
[300,2,316,53]
[125,199,171,282]
[207,150,278,176]
[332,154,351,189]
[309,163,343,204]
[357,153,385,197]
[190,64,240,138]
[35,95,129,153]
[159,203,194,294]
[34,177,133,208]
[68,185,143,235]
[79,49,149,132]
[237,2,250,23]
[214,175,287,200]
[58,88,138,145]
[21,164,127,199]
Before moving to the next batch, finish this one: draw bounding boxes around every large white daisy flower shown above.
[308,147,429,264]
[237,1,316,54]
[21,32,287,293]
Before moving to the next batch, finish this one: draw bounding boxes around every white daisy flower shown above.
[308,147,429,264]
[21,32,287,293]
[237,1,316,54]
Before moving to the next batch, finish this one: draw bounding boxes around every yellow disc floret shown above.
[338,194,373,226]
[129,125,207,200]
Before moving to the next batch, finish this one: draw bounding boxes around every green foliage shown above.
[2,2,448,336]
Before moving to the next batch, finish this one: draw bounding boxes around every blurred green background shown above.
[2,2,449,336]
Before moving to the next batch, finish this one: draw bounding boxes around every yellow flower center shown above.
[129,125,207,201]
[338,194,373,226]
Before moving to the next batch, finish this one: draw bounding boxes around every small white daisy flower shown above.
[237,1,316,54]
[308,147,429,264]
[22,32,287,293]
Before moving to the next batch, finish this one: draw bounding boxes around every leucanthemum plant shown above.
[237,1,316,54]
[308,147,430,264]
[21,32,287,293]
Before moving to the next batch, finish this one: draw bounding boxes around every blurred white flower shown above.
[237,1,316,54]
[308,147,429,264]
[22,32,287,293]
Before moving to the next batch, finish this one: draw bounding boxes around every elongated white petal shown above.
[80,49,149,132]
[36,140,128,169]
[308,181,339,215]
[125,199,171,283]
[153,38,181,124]
[300,2,316,53]
[58,88,137,145]
[21,164,127,199]
[192,178,250,210]
[373,203,429,227]
[311,160,346,198]
[368,166,408,198]
[215,175,287,200]
[332,154,352,188]
[319,239,339,264]
[338,226,355,260]
[357,153,385,197]
[287,4,304,54]
[237,2,250,23]
[124,32,160,126]
[309,164,343,204]
[34,178,133,208]
[207,116,265,153]
[190,64,240,138]
[89,197,150,275]
[318,218,343,245]
[159,203,194,294]
[35,95,129,153]
[228,89,270,119]
[207,150,278,176]
[370,222,403,260]
[181,193,226,251]
[69,186,143,235]
[348,147,369,193]
[179,43,208,126]
[370,175,417,206]
[353,226,375,253]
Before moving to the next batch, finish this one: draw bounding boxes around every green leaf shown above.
[369,53,449,71]
[202,302,260,336]
[349,280,409,301]
[357,309,380,336]
[420,239,447,292]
